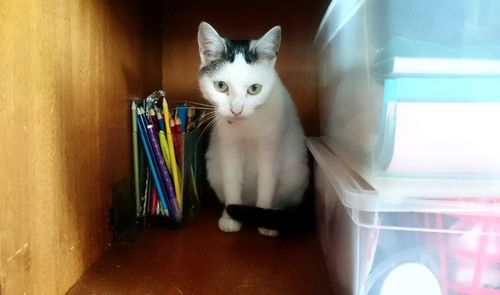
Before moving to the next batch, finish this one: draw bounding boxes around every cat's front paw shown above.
[258,227,280,237]
[218,216,242,233]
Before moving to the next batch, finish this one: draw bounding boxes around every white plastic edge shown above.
[307,137,500,214]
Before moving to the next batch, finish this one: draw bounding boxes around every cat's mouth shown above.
[227,116,245,124]
[227,118,240,124]
[225,114,244,125]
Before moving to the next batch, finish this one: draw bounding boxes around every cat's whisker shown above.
[194,116,220,149]
[199,110,217,116]
[192,116,222,178]
[177,100,212,105]
[189,107,216,111]
[193,103,215,108]
[198,107,215,111]
[192,111,216,125]
[196,118,216,130]
[173,100,215,108]
[203,117,220,137]
[166,109,216,123]
[205,115,220,131]
[194,113,217,127]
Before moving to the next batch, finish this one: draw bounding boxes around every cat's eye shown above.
[247,84,262,95]
[214,81,228,93]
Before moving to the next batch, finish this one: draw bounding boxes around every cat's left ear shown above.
[252,26,281,65]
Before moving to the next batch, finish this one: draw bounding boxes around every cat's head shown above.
[197,22,281,120]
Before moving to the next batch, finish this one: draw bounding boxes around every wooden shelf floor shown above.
[67,201,334,295]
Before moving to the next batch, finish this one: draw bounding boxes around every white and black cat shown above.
[197,22,309,236]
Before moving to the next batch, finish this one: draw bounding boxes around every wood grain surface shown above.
[0,1,161,294]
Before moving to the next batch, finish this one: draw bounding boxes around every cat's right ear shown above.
[198,22,226,66]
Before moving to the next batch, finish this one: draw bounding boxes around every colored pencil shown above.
[131,102,141,217]
[163,98,182,212]
[159,131,172,173]
[148,107,159,132]
[156,106,166,132]
[150,185,158,215]
[171,118,183,168]
[177,104,188,131]
[187,107,195,133]
[142,171,149,216]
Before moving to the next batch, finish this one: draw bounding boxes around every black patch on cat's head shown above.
[199,39,259,77]
[223,39,259,64]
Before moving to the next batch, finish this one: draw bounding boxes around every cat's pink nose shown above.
[230,108,242,116]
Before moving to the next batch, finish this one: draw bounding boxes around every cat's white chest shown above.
[218,108,281,141]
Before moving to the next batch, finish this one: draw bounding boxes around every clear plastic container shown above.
[308,138,500,295]
[315,0,500,189]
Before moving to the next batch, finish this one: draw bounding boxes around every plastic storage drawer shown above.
[308,138,500,295]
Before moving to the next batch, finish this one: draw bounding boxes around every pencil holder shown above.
[177,127,203,222]
[131,90,209,226]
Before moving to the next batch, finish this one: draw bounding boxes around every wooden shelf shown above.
[68,202,334,295]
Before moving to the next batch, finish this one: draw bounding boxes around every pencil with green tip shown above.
[163,97,182,212]
[131,101,141,217]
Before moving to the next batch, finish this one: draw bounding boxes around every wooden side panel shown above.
[0,1,161,294]
[162,0,330,136]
